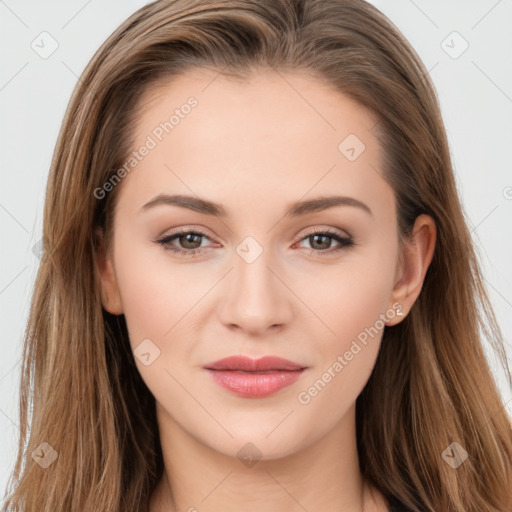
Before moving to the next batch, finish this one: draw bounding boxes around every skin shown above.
[97,68,436,512]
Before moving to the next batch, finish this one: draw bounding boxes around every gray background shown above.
[1,0,511,497]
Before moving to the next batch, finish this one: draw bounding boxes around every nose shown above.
[217,246,293,336]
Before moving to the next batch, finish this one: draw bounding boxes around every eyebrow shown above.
[140,193,372,217]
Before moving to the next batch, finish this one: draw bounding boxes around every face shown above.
[98,68,425,460]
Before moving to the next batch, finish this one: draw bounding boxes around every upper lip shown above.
[204,356,306,372]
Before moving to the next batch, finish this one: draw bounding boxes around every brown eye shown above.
[156,229,212,255]
[178,233,203,249]
[308,233,334,250]
[297,229,355,256]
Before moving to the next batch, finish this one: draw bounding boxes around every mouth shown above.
[216,369,294,374]
[203,355,308,398]
[204,355,306,372]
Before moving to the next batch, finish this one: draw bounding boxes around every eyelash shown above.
[155,227,355,257]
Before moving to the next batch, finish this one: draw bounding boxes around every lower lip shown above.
[205,369,305,398]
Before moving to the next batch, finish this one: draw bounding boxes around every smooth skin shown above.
[97,68,436,512]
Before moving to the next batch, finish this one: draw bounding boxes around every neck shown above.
[149,402,388,512]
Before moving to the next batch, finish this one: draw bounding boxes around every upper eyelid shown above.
[299,226,352,239]
[157,227,213,243]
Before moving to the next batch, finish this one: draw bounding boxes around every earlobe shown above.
[95,228,124,315]
[386,214,436,326]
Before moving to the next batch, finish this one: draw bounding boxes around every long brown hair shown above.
[3,1,511,511]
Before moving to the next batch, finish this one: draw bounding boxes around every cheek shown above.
[290,249,396,410]
[292,250,396,352]
[112,244,207,405]
[113,242,208,345]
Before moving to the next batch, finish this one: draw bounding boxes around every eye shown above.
[294,228,354,256]
[155,227,355,257]
[156,229,214,256]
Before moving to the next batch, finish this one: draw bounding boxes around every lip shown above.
[203,356,307,398]
[204,355,305,372]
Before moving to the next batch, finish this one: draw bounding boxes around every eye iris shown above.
[310,234,331,250]
[180,233,202,249]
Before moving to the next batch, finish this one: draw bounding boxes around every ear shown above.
[386,214,436,326]
[95,227,124,315]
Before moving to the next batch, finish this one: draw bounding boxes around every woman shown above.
[2,1,511,511]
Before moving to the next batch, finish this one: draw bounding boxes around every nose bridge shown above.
[219,235,292,332]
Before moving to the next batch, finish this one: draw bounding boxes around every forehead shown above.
[120,67,392,221]
[133,67,380,156]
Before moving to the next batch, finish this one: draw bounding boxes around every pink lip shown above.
[204,355,305,372]
[203,356,307,398]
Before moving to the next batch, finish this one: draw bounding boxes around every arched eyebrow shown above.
[286,195,372,217]
[140,193,373,217]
